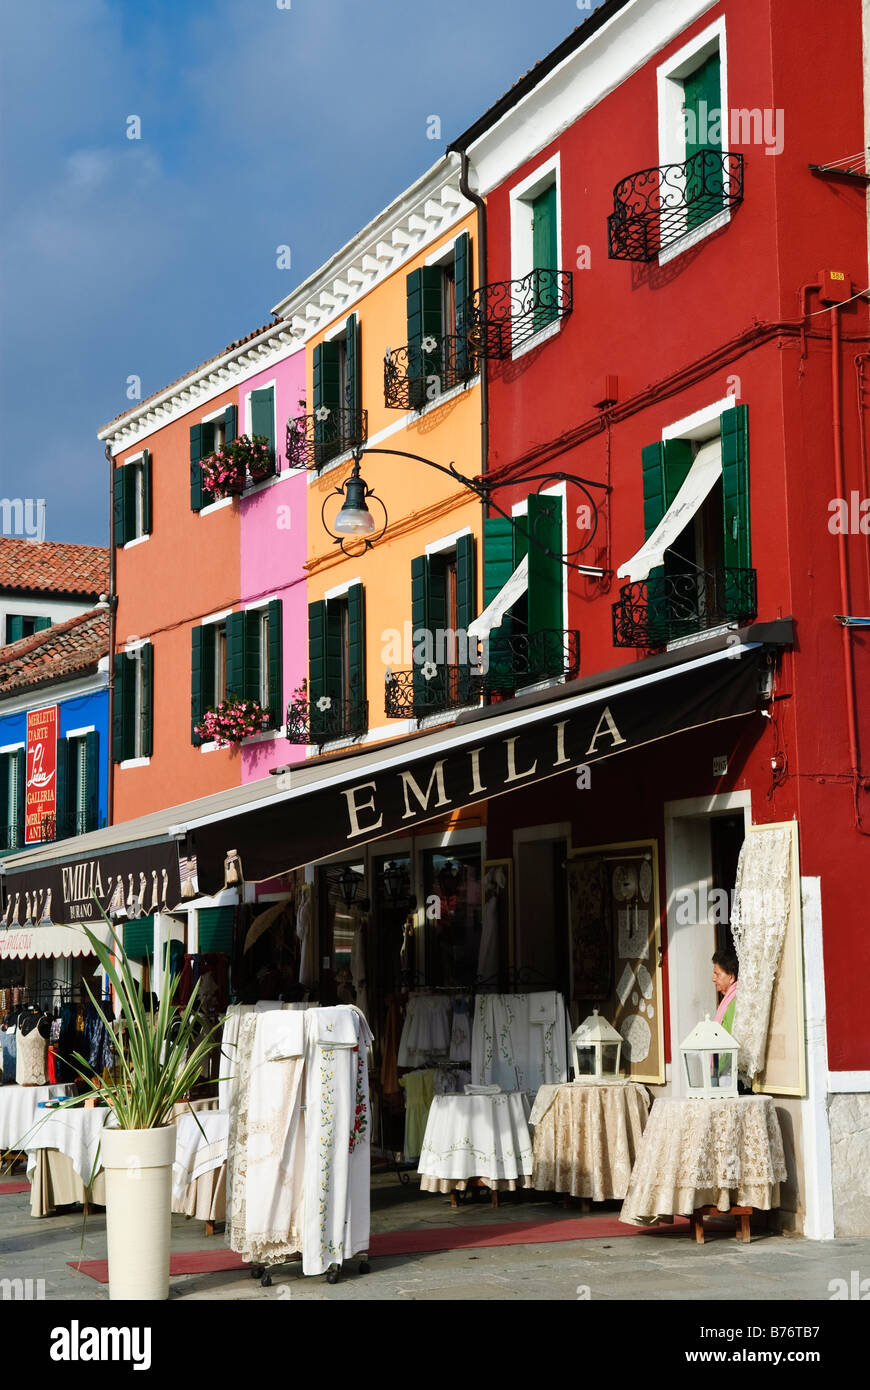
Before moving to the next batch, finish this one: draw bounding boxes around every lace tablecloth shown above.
[172,1110,228,1205]
[0,1084,73,1150]
[531,1082,650,1201]
[418,1091,534,1192]
[619,1096,787,1225]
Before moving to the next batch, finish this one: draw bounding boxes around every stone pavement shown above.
[1,1172,869,1302]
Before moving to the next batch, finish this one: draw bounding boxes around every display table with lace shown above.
[0,1083,73,1151]
[171,1108,228,1228]
[417,1091,534,1201]
[618,1095,787,1232]
[531,1082,651,1202]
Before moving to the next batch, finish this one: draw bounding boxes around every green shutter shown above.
[6,616,23,643]
[684,52,722,224]
[226,611,248,701]
[190,424,204,512]
[141,450,152,535]
[313,344,341,464]
[123,463,138,542]
[525,494,563,636]
[250,388,275,458]
[267,599,283,728]
[641,439,694,642]
[346,584,365,730]
[1,752,10,848]
[113,467,127,546]
[345,313,360,418]
[124,915,154,961]
[83,731,100,832]
[325,603,343,702]
[721,405,751,571]
[406,267,443,409]
[243,609,262,705]
[532,185,558,331]
[197,905,234,954]
[139,644,153,758]
[34,616,51,633]
[411,555,447,709]
[14,748,25,849]
[224,404,238,445]
[453,232,471,375]
[308,600,328,739]
[456,533,476,633]
[55,737,69,841]
[191,625,216,745]
[113,653,126,762]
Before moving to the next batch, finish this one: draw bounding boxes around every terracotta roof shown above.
[100,319,281,433]
[0,539,109,598]
[0,609,109,696]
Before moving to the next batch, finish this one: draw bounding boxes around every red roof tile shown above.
[0,609,109,696]
[0,539,109,598]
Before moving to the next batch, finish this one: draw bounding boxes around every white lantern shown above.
[679,1014,739,1098]
[570,1008,624,1083]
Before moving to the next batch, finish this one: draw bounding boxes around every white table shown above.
[531,1081,650,1202]
[171,1110,228,1227]
[0,1084,73,1150]
[418,1091,534,1202]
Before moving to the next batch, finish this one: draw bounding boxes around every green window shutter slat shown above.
[411,555,446,708]
[243,609,262,705]
[191,625,217,745]
[34,617,51,633]
[313,344,342,461]
[113,468,127,546]
[406,268,443,409]
[139,644,153,758]
[453,232,471,374]
[83,731,100,833]
[124,915,154,960]
[525,494,563,635]
[123,461,139,542]
[250,388,275,457]
[1,752,10,849]
[225,611,247,701]
[346,585,365,726]
[224,404,238,445]
[190,425,204,512]
[141,451,152,535]
[483,517,517,601]
[325,602,343,701]
[684,52,723,224]
[267,599,283,728]
[721,405,751,571]
[308,600,328,738]
[14,748,25,848]
[641,439,693,639]
[55,738,69,841]
[113,653,126,762]
[197,905,235,954]
[6,616,23,643]
[532,184,558,270]
[456,534,476,633]
[345,313,360,418]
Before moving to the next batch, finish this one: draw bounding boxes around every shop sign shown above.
[25,705,58,844]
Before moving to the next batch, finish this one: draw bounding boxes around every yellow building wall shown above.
[304,210,483,736]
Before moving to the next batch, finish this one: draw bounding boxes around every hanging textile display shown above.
[296,886,316,988]
[471,992,570,1092]
[349,910,368,1022]
[729,824,794,1080]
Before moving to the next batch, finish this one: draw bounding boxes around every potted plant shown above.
[240,433,275,482]
[60,919,222,1300]
[200,446,246,499]
[194,695,272,747]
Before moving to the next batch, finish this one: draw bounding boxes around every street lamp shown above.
[319,446,610,578]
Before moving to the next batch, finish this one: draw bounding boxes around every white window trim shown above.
[242,726,286,746]
[124,450,146,466]
[65,726,95,739]
[324,320,349,343]
[323,577,362,601]
[120,756,151,770]
[662,396,737,442]
[509,152,563,361]
[119,450,149,546]
[201,404,231,426]
[656,16,730,267]
[425,236,461,269]
[243,594,279,612]
[199,741,227,755]
[0,742,25,754]
[243,379,277,438]
[199,495,234,517]
[123,534,150,551]
[124,638,149,654]
[200,608,232,627]
[425,528,472,557]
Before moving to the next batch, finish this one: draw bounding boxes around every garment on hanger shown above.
[83,1001,115,1076]
[478,867,504,983]
[470,992,569,1092]
[296,890,316,988]
[380,994,403,1097]
[350,915,368,1022]
[434,1065,471,1096]
[15,1016,49,1086]
[0,1022,17,1084]
[397,994,452,1067]
[398,1068,435,1160]
[449,995,472,1062]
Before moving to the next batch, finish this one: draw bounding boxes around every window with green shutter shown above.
[308,589,366,739]
[721,405,751,572]
[191,624,218,745]
[641,439,694,642]
[190,424,205,512]
[113,645,153,762]
[114,455,152,543]
[683,51,723,227]
[124,915,155,960]
[0,748,25,851]
[453,232,472,376]
[197,905,235,954]
[410,543,477,711]
[249,388,275,474]
[406,267,444,409]
[531,184,558,330]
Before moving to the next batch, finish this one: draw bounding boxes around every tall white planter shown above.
[101,1125,176,1301]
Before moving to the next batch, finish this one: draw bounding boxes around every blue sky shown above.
[0,0,602,545]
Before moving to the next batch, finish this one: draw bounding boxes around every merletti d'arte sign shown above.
[189,647,765,890]
[25,705,58,844]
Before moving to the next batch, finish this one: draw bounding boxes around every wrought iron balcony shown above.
[285,694,369,746]
[384,630,581,719]
[612,566,758,648]
[384,334,478,411]
[468,269,573,358]
[285,407,368,472]
[608,150,744,262]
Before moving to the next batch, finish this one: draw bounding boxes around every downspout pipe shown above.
[451,145,489,598]
[105,442,116,827]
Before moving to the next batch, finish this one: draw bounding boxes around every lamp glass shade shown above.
[333,476,375,535]
[679,1014,740,1098]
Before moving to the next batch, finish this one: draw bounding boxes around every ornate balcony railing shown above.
[285,407,368,472]
[384,334,478,411]
[285,694,369,746]
[468,269,573,358]
[384,629,581,719]
[612,566,757,648]
[608,150,744,262]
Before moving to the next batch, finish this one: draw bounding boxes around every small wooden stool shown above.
[450,1178,499,1209]
[691,1205,753,1244]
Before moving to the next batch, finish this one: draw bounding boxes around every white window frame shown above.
[119,639,151,766]
[121,449,149,549]
[656,16,730,266]
[197,612,230,752]
[508,152,563,361]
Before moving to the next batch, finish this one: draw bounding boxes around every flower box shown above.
[194,696,272,747]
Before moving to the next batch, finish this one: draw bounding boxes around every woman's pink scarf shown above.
[715,980,738,1023]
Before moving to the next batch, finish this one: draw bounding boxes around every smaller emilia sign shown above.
[2,840,183,927]
[25,705,58,844]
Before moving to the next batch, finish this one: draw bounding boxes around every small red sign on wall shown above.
[25,705,58,844]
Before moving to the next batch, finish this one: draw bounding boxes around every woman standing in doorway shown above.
[712,949,739,1031]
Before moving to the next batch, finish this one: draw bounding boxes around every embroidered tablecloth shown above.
[418,1091,534,1192]
[619,1095,787,1225]
[0,1084,73,1150]
[531,1082,650,1201]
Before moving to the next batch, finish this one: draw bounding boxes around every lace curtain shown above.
[730,825,793,1079]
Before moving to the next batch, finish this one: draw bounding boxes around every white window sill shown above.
[123,534,150,550]
[657,207,732,267]
[242,726,285,746]
[198,496,234,517]
[409,374,480,421]
[242,468,295,499]
[119,756,151,769]
[510,316,563,363]
[198,740,227,754]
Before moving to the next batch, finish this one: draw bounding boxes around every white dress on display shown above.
[471,992,570,1092]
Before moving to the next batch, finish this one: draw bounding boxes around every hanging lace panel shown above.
[729,825,793,1079]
